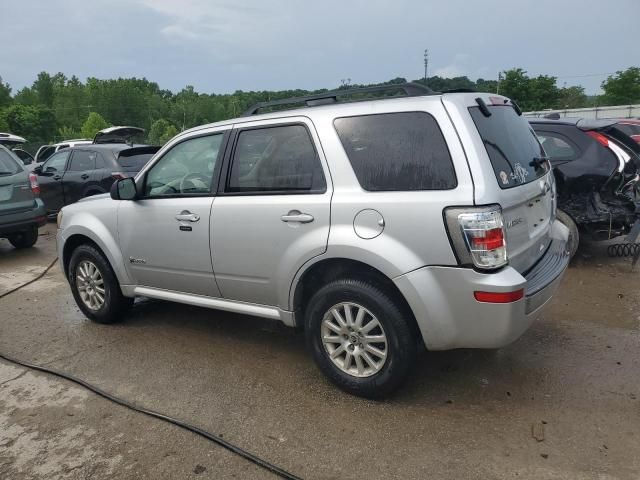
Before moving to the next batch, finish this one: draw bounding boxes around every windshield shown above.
[469,105,549,189]
[0,148,21,175]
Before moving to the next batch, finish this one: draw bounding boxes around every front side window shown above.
[43,150,70,172]
[227,125,326,193]
[69,150,97,171]
[144,134,224,197]
[334,112,457,191]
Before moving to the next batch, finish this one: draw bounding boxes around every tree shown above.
[2,104,56,144]
[58,125,80,140]
[0,76,11,108]
[556,86,587,109]
[148,119,178,145]
[498,68,559,111]
[601,67,640,105]
[80,112,109,139]
[33,71,55,108]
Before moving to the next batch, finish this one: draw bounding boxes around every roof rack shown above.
[242,82,435,116]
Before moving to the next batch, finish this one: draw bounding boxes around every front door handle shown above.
[175,211,200,222]
[53,175,62,180]
[281,211,314,224]
[81,173,90,180]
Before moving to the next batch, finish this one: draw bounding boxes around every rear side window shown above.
[469,106,549,189]
[227,124,326,193]
[535,131,580,162]
[333,112,456,191]
[0,148,21,175]
[69,150,97,171]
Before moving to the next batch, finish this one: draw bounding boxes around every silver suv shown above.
[57,84,569,397]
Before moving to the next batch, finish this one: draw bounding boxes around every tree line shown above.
[0,66,638,153]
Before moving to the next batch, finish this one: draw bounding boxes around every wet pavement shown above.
[0,223,638,479]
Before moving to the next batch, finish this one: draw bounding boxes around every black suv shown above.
[34,127,160,214]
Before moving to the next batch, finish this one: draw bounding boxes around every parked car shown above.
[0,133,35,168]
[57,84,569,397]
[612,119,640,145]
[34,139,92,164]
[35,141,160,215]
[530,118,640,256]
[0,144,46,249]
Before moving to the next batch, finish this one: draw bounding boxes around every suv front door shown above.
[117,129,228,297]
[211,119,331,308]
[37,150,70,213]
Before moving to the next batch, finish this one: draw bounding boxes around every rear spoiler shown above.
[0,133,27,146]
[93,126,145,144]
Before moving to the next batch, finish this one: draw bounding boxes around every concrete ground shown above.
[0,223,638,479]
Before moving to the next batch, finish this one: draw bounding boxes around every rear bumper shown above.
[394,220,570,350]
[0,199,47,236]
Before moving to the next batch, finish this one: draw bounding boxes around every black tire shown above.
[8,225,38,249]
[305,278,417,399]
[68,244,133,324]
[556,209,579,259]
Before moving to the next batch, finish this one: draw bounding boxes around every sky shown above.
[0,0,638,95]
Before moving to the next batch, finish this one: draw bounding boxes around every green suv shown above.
[0,145,46,249]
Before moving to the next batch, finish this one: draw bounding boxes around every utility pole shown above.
[497,71,503,94]
[423,49,429,85]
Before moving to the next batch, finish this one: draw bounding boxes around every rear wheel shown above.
[69,244,133,323]
[305,278,416,398]
[8,226,38,249]
[556,209,579,259]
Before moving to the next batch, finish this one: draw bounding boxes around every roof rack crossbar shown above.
[242,82,435,116]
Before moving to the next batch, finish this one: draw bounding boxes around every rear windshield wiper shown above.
[529,156,550,169]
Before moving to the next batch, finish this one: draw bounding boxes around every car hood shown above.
[77,193,110,203]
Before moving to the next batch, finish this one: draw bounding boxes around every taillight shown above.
[474,289,524,303]
[587,131,631,172]
[586,130,609,147]
[28,172,40,196]
[444,206,508,270]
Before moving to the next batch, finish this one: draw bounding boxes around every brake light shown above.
[444,206,508,270]
[586,131,609,147]
[474,289,524,303]
[28,172,40,196]
[111,172,129,180]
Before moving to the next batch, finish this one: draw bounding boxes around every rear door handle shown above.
[53,175,62,180]
[281,211,314,223]
[175,211,200,222]
[81,173,90,180]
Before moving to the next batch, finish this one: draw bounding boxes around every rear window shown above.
[0,148,21,175]
[469,105,549,189]
[117,147,159,171]
[333,112,457,191]
[616,123,640,137]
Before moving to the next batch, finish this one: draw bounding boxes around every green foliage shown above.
[2,104,56,144]
[58,125,80,140]
[557,86,587,109]
[0,76,11,109]
[498,68,560,111]
[601,67,640,105]
[148,119,178,145]
[80,112,109,139]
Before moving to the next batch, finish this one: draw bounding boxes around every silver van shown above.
[56,84,569,397]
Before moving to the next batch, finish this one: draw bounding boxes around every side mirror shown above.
[110,177,138,200]
[33,165,42,174]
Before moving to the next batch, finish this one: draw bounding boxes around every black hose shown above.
[0,257,303,480]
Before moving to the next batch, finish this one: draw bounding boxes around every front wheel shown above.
[68,244,133,323]
[305,279,417,398]
[8,225,38,249]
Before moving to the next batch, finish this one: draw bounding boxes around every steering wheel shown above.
[180,172,210,193]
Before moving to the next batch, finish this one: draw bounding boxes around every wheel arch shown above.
[291,257,420,339]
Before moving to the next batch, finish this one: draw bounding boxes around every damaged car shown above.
[530,118,640,257]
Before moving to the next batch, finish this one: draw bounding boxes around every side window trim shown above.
[219,121,327,196]
[139,129,230,199]
[43,150,71,172]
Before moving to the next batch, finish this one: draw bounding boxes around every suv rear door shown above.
[211,118,331,307]
[442,94,555,273]
[0,147,35,216]
[62,149,99,204]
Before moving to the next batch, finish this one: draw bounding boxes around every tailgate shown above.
[0,150,36,216]
[442,93,555,274]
